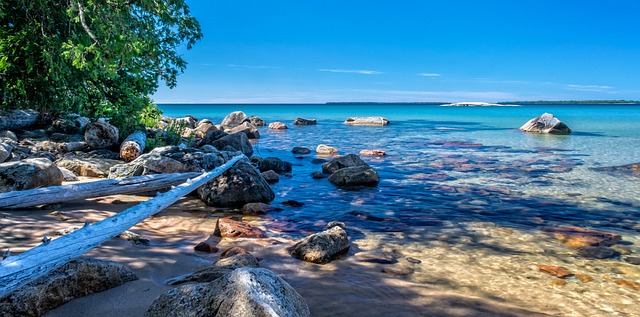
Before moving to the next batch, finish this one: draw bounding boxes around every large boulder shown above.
[519,113,571,134]
[258,157,292,173]
[0,109,40,131]
[289,225,350,264]
[293,118,316,125]
[230,122,260,139]
[211,132,253,157]
[221,111,249,129]
[327,165,380,186]
[197,160,274,207]
[84,121,119,149]
[146,268,310,317]
[0,158,64,192]
[0,258,137,317]
[322,154,368,174]
[344,116,389,126]
[167,253,260,285]
[57,156,123,178]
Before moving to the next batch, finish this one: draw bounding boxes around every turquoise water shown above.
[158,103,640,315]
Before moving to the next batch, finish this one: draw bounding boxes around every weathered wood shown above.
[0,154,245,298]
[119,131,146,162]
[0,109,40,131]
[0,172,202,209]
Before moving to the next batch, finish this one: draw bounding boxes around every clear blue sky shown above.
[152,0,640,103]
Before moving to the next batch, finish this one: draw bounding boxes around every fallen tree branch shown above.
[0,154,245,298]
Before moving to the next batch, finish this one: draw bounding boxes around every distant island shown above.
[497,100,640,105]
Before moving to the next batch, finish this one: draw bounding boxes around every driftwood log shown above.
[0,154,246,298]
[0,172,203,209]
[0,109,40,131]
[119,131,146,162]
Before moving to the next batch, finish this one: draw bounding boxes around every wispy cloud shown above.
[228,64,281,69]
[566,84,613,92]
[318,69,383,75]
[419,73,441,77]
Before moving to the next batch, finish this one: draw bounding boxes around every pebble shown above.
[574,274,594,283]
[624,257,640,265]
[539,265,573,278]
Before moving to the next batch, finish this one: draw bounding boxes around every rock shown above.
[574,274,594,283]
[0,258,137,316]
[56,156,124,178]
[214,217,266,238]
[576,246,620,259]
[258,157,292,173]
[293,118,316,125]
[289,226,350,264]
[0,109,39,131]
[261,170,280,184]
[311,158,327,164]
[322,154,368,174]
[211,132,253,157]
[624,257,640,265]
[614,279,640,290]
[541,226,622,248]
[242,202,282,215]
[591,163,640,177]
[327,165,380,186]
[0,158,64,192]
[147,268,310,317]
[221,111,249,129]
[194,241,219,253]
[381,265,415,276]
[359,149,386,157]
[84,121,119,149]
[194,121,216,138]
[315,144,338,155]
[344,116,389,126]
[0,142,13,163]
[220,246,252,258]
[50,114,90,134]
[291,147,311,155]
[200,129,228,145]
[0,130,18,142]
[354,251,398,264]
[198,161,275,207]
[167,253,260,285]
[268,122,288,130]
[249,115,266,126]
[282,200,304,207]
[58,166,79,181]
[311,171,327,179]
[538,265,573,278]
[230,122,260,139]
[519,113,571,134]
[174,116,198,129]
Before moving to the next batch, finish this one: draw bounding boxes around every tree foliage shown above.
[0,0,202,133]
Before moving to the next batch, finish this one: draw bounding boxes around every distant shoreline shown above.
[156,100,640,106]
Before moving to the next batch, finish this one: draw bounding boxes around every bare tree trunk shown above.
[119,131,146,162]
[0,154,246,298]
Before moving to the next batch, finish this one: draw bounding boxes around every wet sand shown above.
[0,187,542,317]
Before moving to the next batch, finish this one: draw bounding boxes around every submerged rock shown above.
[0,158,64,192]
[322,154,368,174]
[576,246,619,259]
[198,161,275,207]
[327,165,380,186]
[242,202,282,215]
[519,113,571,134]
[214,217,266,238]
[538,265,573,278]
[147,268,310,317]
[289,225,350,264]
[344,116,389,126]
[541,226,622,248]
[0,258,137,316]
[291,147,311,155]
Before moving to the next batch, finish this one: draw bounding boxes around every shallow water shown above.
[157,104,640,316]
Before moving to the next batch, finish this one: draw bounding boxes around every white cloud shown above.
[318,69,383,75]
[566,84,613,91]
[419,73,441,77]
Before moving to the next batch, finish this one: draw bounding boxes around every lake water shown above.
[158,103,640,316]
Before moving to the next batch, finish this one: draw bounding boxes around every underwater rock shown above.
[624,257,640,265]
[214,217,266,238]
[289,225,350,264]
[242,202,282,215]
[541,226,622,248]
[292,146,311,154]
[576,246,620,259]
[519,113,571,134]
[538,265,573,278]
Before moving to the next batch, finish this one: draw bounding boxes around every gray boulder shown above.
[0,258,137,317]
[84,121,119,149]
[221,111,249,129]
[0,158,64,192]
[230,122,260,139]
[57,156,123,178]
[344,116,389,126]
[322,154,368,174]
[249,115,266,126]
[327,165,380,186]
[212,132,253,157]
[146,268,310,317]
[519,113,571,134]
[293,118,316,125]
[289,225,350,264]
[197,161,274,207]
[258,157,292,173]
[261,170,280,184]
[167,253,260,285]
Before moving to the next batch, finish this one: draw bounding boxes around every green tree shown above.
[0,0,202,133]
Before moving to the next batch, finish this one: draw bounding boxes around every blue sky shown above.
[152,1,640,103]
